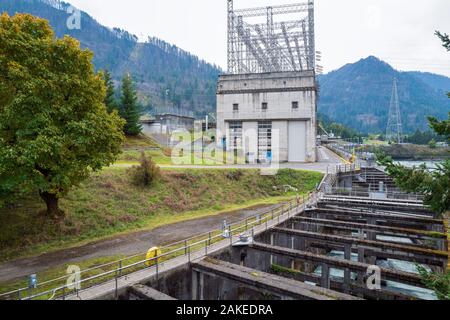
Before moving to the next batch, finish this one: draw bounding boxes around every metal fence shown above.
[323,188,425,202]
[0,195,313,301]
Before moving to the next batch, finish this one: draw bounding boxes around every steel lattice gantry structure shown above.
[227,0,315,74]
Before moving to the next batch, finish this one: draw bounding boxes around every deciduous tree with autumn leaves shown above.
[0,13,125,217]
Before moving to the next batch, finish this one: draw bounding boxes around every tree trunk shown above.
[39,191,63,218]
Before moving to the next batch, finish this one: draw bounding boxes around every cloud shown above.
[69,0,450,76]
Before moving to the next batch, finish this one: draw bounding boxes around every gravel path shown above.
[0,203,281,284]
[0,147,344,285]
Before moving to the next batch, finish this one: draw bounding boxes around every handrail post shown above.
[205,240,208,255]
[156,257,160,291]
[115,270,118,300]
[184,240,188,255]
[208,232,212,246]
[119,260,122,277]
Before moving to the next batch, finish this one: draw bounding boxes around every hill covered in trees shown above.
[0,0,221,118]
[318,56,450,134]
[3,1,449,129]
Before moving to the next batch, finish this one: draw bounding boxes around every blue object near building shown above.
[267,151,272,163]
[29,274,37,289]
[222,137,227,151]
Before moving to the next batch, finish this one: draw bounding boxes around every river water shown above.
[313,250,438,300]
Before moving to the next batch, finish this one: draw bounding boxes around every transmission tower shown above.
[386,78,403,144]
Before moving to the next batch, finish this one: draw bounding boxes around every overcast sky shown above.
[68,0,450,77]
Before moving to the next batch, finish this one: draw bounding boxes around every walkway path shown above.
[0,204,280,284]
[64,201,306,300]
[0,147,344,285]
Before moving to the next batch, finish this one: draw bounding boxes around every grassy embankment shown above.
[0,167,322,297]
[0,135,322,296]
[0,167,322,262]
[118,134,246,166]
[117,135,172,165]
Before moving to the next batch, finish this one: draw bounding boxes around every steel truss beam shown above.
[233,2,312,18]
[227,0,315,74]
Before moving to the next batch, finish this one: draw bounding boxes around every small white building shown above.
[141,113,195,136]
[216,70,317,163]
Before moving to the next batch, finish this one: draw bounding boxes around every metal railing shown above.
[0,195,314,301]
[335,164,361,174]
[323,188,425,202]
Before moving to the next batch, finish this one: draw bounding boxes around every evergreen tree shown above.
[378,31,450,302]
[120,73,142,136]
[378,32,450,217]
[103,70,118,113]
[436,31,450,51]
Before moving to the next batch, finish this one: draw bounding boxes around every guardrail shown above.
[324,188,425,202]
[0,195,313,301]
[335,164,361,174]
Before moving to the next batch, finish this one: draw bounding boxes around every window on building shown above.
[262,102,268,111]
[233,103,239,112]
[292,101,299,109]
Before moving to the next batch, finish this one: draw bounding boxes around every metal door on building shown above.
[229,121,243,151]
[258,121,272,163]
[288,121,306,162]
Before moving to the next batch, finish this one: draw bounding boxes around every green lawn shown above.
[118,134,248,166]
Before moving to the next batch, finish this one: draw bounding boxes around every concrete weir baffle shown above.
[93,169,448,301]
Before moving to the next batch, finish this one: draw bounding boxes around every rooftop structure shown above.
[227,0,315,74]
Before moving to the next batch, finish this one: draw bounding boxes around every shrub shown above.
[163,148,172,157]
[129,152,161,187]
[226,170,244,181]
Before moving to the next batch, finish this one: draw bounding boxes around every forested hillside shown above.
[0,0,221,117]
[2,1,449,129]
[318,56,450,134]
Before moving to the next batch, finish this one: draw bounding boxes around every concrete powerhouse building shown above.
[216,70,317,163]
[217,1,318,163]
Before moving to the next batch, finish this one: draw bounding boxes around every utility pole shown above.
[165,89,170,147]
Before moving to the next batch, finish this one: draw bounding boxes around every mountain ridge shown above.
[318,56,450,134]
[2,1,449,132]
[0,0,221,117]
